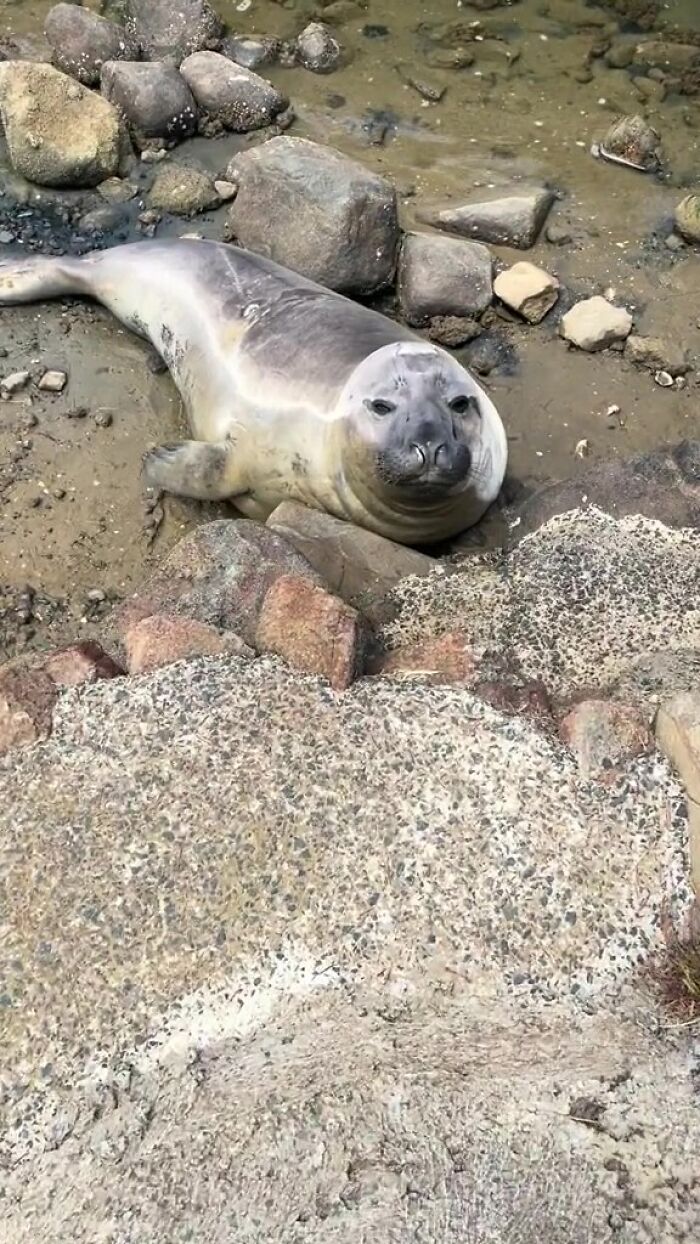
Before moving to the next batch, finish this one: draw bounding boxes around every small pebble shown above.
[52,486,66,500]
[0,229,15,244]
[38,370,67,393]
[654,370,674,387]
[665,234,685,252]
[66,406,88,419]
[214,180,237,201]
[86,588,106,604]
[94,411,113,428]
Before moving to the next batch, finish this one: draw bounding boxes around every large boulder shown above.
[397,231,493,325]
[226,137,400,294]
[44,3,138,86]
[0,60,124,187]
[101,60,197,146]
[179,51,286,132]
[124,0,223,63]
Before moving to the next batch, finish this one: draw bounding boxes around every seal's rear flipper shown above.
[0,255,87,305]
[142,441,248,501]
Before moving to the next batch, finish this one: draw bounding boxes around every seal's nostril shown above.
[410,442,426,466]
[434,442,448,465]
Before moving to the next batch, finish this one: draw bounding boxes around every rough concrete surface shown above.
[1,509,699,1242]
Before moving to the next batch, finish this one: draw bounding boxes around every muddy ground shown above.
[0,0,699,659]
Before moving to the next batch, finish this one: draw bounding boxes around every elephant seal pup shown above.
[0,240,507,545]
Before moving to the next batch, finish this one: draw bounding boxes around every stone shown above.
[656,692,700,805]
[38,369,67,392]
[148,163,219,216]
[1,371,30,394]
[43,641,125,687]
[179,51,286,133]
[370,632,475,685]
[0,32,52,64]
[98,177,138,203]
[0,61,123,188]
[493,261,560,324]
[44,3,138,87]
[473,679,553,723]
[397,232,493,326]
[125,613,252,675]
[558,699,653,778]
[296,22,341,74]
[419,187,555,250]
[226,137,399,295]
[101,61,197,146]
[560,296,632,351]
[79,203,127,235]
[266,502,435,604]
[426,316,482,348]
[115,519,325,648]
[674,195,700,245]
[0,664,56,755]
[632,41,700,73]
[214,179,236,201]
[124,0,223,63]
[220,34,280,71]
[625,335,690,376]
[256,575,367,690]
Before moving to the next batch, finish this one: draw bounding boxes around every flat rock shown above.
[296,22,341,73]
[419,187,555,249]
[125,0,223,63]
[148,162,220,216]
[0,663,56,755]
[226,137,399,295]
[266,502,435,604]
[97,176,138,203]
[115,518,325,648]
[493,260,560,324]
[220,34,280,71]
[625,334,690,376]
[179,51,286,133]
[397,232,493,325]
[256,575,367,689]
[0,61,123,188]
[125,613,253,674]
[370,632,476,685]
[426,315,482,347]
[559,698,653,779]
[560,295,632,351]
[38,369,67,392]
[44,3,138,87]
[43,641,125,686]
[101,60,197,146]
[632,40,700,73]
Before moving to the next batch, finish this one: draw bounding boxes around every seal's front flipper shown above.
[142,440,247,501]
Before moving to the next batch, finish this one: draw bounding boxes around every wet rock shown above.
[296,22,341,74]
[632,41,700,74]
[545,224,573,246]
[397,232,493,326]
[625,335,690,376]
[674,195,700,245]
[509,442,700,539]
[559,699,653,779]
[125,0,223,63]
[596,114,661,172]
[98,176,138,203]
[101,61,198,147]
[220,35,280,71]
[38,370,67,392]
[560,296,632,351]
[79,203,127,235]
[227,137,399,296]
[148,163,219,216]
[115,519,325,648]
[370,633,475,686]
[426,316,482,348]
[1,371,30,395]
[494,261,560,324]
[256,576,367,691]
[44,642,125,687]
[419,187,555,250]
[125,613,252,675]
[44,3,138,87]
[0,62,123,188]
[605,42,635,70]
[179,52,286,133]
[266,502,435,605]
[465,332,517,377]
[0,663,56,755]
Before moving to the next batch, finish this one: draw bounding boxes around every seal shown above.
[0,240,507,544]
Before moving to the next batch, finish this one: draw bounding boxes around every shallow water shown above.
[1,0,699,656]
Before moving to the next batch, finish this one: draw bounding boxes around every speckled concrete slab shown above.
[1,508,699,1242]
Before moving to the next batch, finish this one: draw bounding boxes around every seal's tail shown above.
[0,253,88,305]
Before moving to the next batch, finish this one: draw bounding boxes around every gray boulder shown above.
[101,61,197,146]
[124,0,223,63]
[420,187,555,249]
[226,136,399,294]
[44,3,138,86]
[220,34,280,71]
[179,51,286,132]
[295,21,341,73]
[397,231,493,325]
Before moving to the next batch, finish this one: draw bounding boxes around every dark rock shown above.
[43,641,125,686]
[101,61,198,146]
[226,137,399,296]
[426,316,482,348]
[0,663,57,755]
[296,22,341,74]
[125,0,223,63]
[45,4,138,87]
[397,232,493,326]
[179,52,286,132]
[474,679,553,724]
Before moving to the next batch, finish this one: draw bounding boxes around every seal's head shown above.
[336,342,495,504]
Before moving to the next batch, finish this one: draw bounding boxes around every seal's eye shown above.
[366,399,395,416]
[449,395,477,416]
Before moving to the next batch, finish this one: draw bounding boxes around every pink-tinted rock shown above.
[370,632,475,686]
[256,576,367,690]
[474,679,553,723]
[125,613,253,675]
[559,698,653,778]
[43,641,125,686]
[0,664,57,755]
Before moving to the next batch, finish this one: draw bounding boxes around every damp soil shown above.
[1,0,699,659]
